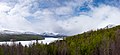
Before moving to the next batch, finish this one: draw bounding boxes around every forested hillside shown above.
[0,34,44,41]
[0,25,120,55]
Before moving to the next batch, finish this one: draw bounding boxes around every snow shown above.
[0,37,63,46]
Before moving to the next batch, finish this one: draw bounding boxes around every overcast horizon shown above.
[0,0,120,35]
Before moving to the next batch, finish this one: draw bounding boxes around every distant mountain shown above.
[104,24,116,29]
[40,32,66,37]
[0,30,22,34]
[0,30,66,38]
[0,30,44,41]
[0,30,39,35]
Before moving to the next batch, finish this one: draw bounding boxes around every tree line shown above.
[0,34,44,41]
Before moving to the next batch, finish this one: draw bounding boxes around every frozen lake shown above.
[0,37,63,46]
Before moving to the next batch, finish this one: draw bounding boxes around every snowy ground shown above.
[0,37,63,46]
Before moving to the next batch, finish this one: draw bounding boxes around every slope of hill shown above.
[0,29,66,41]
[0,34,44,41]
[49,25,120,55]
[0,30,44,41]
[51,25,120,55]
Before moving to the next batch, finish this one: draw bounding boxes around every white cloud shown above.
[0,3,11,12]
[92,5,120,28]
[0,1,33,32]
[0,0,120,36]
[57,5,120,35]
[55,6,72,15]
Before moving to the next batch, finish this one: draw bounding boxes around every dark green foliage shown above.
[0,34,44,41]
[0,25,120,55]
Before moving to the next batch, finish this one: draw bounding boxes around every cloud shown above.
[0,1,33,32]
[54,6,72,15]
[0,0,120,35]
[62,5,120,35]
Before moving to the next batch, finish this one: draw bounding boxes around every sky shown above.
[0,0,120,35]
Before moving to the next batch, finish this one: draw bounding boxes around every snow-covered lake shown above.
[0,37,63,46]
